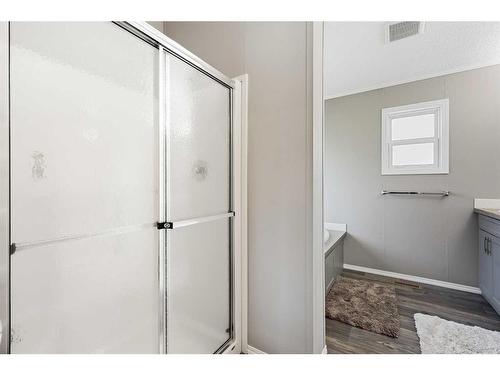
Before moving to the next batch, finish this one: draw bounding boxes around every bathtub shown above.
[324,224,346,294]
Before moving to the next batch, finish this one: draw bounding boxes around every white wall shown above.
[324,22,500,98]
[163,22,316,353]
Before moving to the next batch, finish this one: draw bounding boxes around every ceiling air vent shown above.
[386,21,424,43]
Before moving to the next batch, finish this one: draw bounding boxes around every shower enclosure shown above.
[0,22,244,354]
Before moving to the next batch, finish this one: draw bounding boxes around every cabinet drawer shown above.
[479,215,500,238]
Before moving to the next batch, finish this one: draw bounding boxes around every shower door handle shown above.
[157,222,173,230]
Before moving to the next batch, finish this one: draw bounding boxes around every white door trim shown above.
[311,21,325,354]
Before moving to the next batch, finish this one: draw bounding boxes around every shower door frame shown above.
[0,21,245,354]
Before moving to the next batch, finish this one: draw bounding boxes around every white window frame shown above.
[381,98,449,175]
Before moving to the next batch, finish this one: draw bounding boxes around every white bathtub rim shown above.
[324,226,346,256]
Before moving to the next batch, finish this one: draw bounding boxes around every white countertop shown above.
[474,208,500,221]
[474,199,500,221]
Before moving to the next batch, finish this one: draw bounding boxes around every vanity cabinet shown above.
[478,215,500,315]
[491,235,500,309]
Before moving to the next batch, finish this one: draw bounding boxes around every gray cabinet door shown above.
[479,229,493,299]
[491,235,500,313]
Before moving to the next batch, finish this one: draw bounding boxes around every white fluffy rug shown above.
[414,313,500,354]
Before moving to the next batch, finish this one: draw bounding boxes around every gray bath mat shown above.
[326,276,400,337]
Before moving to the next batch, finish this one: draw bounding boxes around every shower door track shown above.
[114,22,235,91]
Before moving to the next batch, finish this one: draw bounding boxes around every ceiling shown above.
[324,22,500,99]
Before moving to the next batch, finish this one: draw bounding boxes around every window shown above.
[381,99,449,175]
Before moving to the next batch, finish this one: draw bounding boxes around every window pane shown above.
[392,143,434,166]
[391,113,435,141]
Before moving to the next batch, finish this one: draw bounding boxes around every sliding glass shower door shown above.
[164,54,232,354]
[8,22,234,354]
[10,22,160,353]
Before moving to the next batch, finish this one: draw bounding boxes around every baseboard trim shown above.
[321,345,327,354]
[343,264,481,295]
[246,345,267,354]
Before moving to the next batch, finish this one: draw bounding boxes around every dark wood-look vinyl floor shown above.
[326,269,500,354]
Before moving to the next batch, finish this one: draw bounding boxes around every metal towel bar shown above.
[381,190,450,197]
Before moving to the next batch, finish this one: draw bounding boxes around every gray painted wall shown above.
[325,64,500,287]
[146,22,165,34]
[164,22,314,353]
